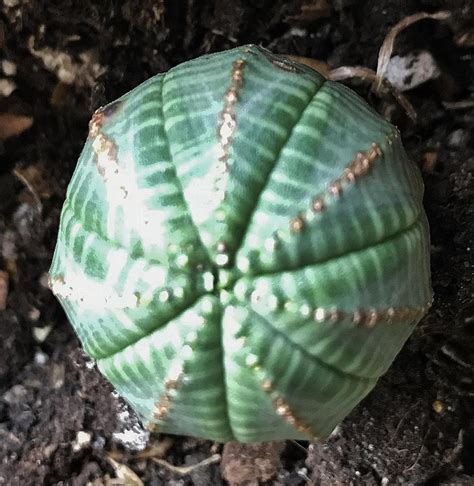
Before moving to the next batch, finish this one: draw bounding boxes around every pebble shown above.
[113,404,149,451]
[1,59,17,76]
[386,51,440,91]
[92,435,106,450]
[33,325,52,343]
[3,385,28,405]
[34,351,48,366]
[72,431,92,452]
[28,308,41,322]
[0,79,16,96]
[1,230,17,261]
[447,128,470,148]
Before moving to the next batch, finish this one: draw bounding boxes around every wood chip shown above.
[422,151,439,173]
[0,113,33,141]
[51,82,71,107]
[0,270,8,311]
[289,0,331,22]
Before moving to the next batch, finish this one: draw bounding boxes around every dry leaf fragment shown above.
[51,82,71,107]
[106,456,144,486]
[152,0,165,22]
[455,31,474,47]
[284,55,332,78]
[152,453,221,475]
[328,65,417,121]
[422,151,439,173]
[132,438,173,460]
[328,65,377,83]
[325,11,452,121]
[0,113,33,141]
[284,10,454,122]
[4,259,17,279]
[374,11,451,93]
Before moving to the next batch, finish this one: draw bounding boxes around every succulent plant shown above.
[49,45,432,442]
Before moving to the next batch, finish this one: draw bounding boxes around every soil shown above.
[0,1,473,485]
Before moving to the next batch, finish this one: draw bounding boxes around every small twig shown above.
[388,401,421,445]
[152,453,221,475]
[446,429,464,463]
[13,167,43,214]
[297,467,313,484]
[374,11,451,93]
[131,438,174,460]
[403,424,433,473]
[442,99,474,110]
[329,66,376,83]
[289,439,310,454]
[286,10,452,123]
[328,66,417,121]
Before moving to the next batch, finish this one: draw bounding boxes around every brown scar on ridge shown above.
[88,107,127,198]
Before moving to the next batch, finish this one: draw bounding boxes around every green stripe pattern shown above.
[49,45,432,442]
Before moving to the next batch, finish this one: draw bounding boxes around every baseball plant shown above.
[49,45,432,442]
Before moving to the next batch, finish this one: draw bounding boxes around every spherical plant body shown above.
[50,45,432,442]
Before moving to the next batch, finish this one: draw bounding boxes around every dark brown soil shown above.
[0,1,473,485]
